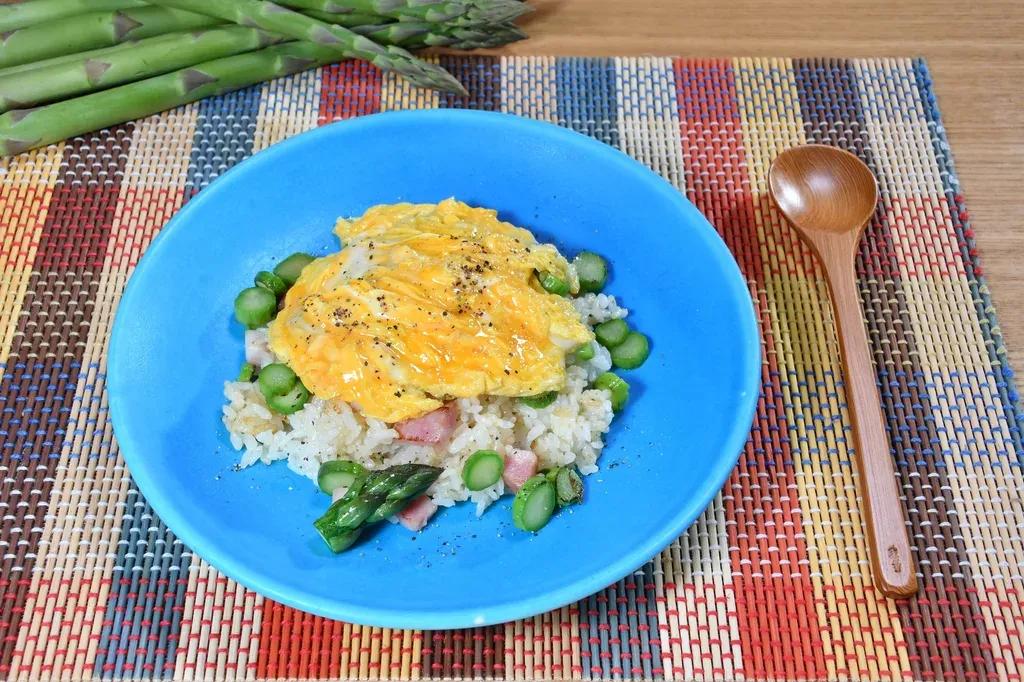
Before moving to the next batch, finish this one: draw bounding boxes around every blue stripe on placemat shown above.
[912,58,1024,465]
[438,55,501,110]
[93,87,264,679]
[556,57,619,147]
[578,565,664,680]
[92,488,191,679]
[184,84,264,197]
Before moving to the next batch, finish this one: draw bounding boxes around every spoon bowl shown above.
[769,144,879,239]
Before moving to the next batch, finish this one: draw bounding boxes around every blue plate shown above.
[108,110,759,629]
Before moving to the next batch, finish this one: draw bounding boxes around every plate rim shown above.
[108,109,761,629]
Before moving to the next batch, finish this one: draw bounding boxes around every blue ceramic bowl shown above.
[108,110,759,629]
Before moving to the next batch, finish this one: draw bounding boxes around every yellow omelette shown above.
[268,199,593,423]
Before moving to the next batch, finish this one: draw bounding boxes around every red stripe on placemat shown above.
[258,60,386,674]
[318,60,383,125]
[256,599,343,678]
[673,58,763,285]
[106,186,186,270]
[0,125,133,676]
[260,61,384,680]
[885,195,966,279]
[674,58,828,680]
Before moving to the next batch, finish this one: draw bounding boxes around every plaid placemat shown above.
[0,56,1021,682]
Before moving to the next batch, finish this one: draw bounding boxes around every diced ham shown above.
[395,495,438,532]
[502,447,538,493]
[395,404,457,445]
[244,328,276,368]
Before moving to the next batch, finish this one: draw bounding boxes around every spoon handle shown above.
[822,245,918,598]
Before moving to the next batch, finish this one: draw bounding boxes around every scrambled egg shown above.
[267,199,593,423]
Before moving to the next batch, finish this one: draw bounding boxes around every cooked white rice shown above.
[222,292,625,515]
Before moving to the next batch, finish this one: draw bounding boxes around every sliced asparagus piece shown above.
[0,27,284,113]
[0,6,221,69]
[147,0,466,94]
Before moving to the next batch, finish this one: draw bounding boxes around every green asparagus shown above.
[0,18,524,125]
[355,20,526,49]
[313,463,442,552]
[0,7,221,69]
[277,0,531,24]
[0,27,284,113]
[291,10,395,27]
[147,0,466,93]
[0,42,334,155]
[0,0,146,32]
[0,0,533,154]
[0,6,523,74]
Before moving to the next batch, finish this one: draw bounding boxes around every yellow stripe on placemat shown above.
[174,559,263,681]
[380,57,442,112]
[854,59,945,199]
[253,69,323,154]
[0,146,64,361]
[615,57,685,189]
[121,107,199,191]
[734,57,909,680]
[500,56,557,122]
[655,495,741,680]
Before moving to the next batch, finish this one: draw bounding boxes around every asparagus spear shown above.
[0,0,146,32]
[295,9,403,26]
[313,464,441,552]
[0,18,522,114]
[147,0,466,94]
[356,20,526,49]
[0,27,285,113]
[277,0,531,24]
[0,7,222,70]
[0,42,339,155]
[0,2,528,70]
[293,10,394,27]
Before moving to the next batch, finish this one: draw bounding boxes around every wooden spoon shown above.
[768,144,917,598]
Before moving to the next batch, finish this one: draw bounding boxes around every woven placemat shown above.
[0,56,1021,682]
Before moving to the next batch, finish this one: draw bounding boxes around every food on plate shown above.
[221,199,651,552]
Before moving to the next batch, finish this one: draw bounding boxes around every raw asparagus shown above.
[0,41,342,156]
[0,6,221,69]
[295,10,406,26]
[0,27,284,113]
[432,22,526,48]
[354,20,526,49]
[0,0,146,32]
[0,18,522,113]
[147,0,466,93]
[313,463,442,552]
[0,2,522,72]
[277,0,531,24]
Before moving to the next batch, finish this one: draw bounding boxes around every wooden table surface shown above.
[498,0,1024,369]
